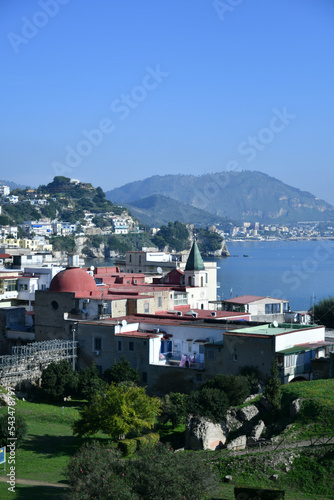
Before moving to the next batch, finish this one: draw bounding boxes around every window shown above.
[96,365,103,376]
[233,354,238,361]
[94,338,102,350]
[139,255,142,264]
[144,302,150,313]
[265,303,281,314]
[118,340,122,351]
[142,372,147,383]
[129,341,134,351]
[207,349,216,360]
[199,345,205,354]
[129,254,132,262]
[158,296,162,308]
[283,302,289,312]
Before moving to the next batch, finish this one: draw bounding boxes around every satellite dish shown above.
[90,265,95,271]
[157,267,163,274]
[121,319,127,327]
[273,320,278,328]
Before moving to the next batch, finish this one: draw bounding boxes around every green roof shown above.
[185,240,205,271]
[228,323,318,337]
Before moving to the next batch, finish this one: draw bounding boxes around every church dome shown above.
[49,267,97,293]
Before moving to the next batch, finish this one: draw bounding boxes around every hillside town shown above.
[1,178,334,499]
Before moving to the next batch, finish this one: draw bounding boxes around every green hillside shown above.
[106,171,334,223]
[123,194,234,229]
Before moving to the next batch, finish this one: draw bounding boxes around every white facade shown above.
[0,185,10,197]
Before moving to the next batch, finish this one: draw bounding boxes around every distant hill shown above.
[123,194,234,228]
[0,179,30,191]
[106,171,334,223]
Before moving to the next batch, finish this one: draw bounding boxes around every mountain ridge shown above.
[106,171,334,223]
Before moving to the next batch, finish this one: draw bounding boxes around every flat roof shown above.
[223,295,289,304]
[228,323,322,337]
[277,341,334,354]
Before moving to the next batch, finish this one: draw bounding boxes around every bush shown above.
[239,366,264,394]
[187,388,229,423]
[160,392,188,427]
[135,436,149,450]
[202,374,251,406]
[118,438,137,457]
[0,413,27,448]
[65,440,219,500]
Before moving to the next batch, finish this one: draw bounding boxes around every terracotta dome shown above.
[49,267,97,293]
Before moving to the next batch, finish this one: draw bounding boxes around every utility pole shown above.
[71,322,78,371]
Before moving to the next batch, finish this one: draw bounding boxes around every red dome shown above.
[50,267,97,293]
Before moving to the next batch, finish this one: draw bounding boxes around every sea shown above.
[85,240,334,312]
[215,240,334,311]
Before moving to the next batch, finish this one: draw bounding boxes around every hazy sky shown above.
[1,1,334,204]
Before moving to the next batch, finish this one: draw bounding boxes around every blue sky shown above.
[1,0,334,204]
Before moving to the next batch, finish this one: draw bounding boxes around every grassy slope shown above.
[0,399,110,484]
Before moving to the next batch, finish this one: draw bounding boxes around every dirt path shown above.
[0,475,69,488]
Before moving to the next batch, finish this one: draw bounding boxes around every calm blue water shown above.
[86,240,334,312]
[216,240,334,311]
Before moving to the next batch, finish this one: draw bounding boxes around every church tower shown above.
[183,240,207,288]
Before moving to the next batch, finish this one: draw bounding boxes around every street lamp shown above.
[71,322,78,371]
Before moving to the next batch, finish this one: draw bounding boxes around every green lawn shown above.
[0,399,110,484]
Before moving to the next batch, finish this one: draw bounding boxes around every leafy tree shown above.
[202,374,251,406]
[65,440,218,500]
[263,358,282,412]
[0,413,27,448]
[41,360,79,402]
[73,383,161,439]
[187,388,229,423]
[152,221,191,252]
[238,366,264,394]
[160,392,188,427]
[103,356,140,385]
[49,236,76,252]
[312,295,334,328]
[78,363,107,401]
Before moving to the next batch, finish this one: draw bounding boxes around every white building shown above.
[0,185,10,197]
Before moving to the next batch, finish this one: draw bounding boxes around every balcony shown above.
[155,352,204,370]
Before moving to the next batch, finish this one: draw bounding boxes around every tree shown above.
[263,358,282,412]
[73,383,161,439]
[103,356,140,385]
[160,392,188,427]
[187,388,229,423]
[312,296,334,328]
[202,374,251,406]
[41,360,79,402]
[65,440,219,500]
[238,366,264,394]
[78,363,107,402]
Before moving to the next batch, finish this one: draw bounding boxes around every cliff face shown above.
[203,239,230,257]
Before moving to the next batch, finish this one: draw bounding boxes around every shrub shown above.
[202,374,251,406]
[118,438,137,457]
[160,392,188,427]
[0,413,27,448]
[135,436,149,450]
[65,440,219,500]
[187,388,229,423]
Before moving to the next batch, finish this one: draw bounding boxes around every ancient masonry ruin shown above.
[0,340,78,387]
